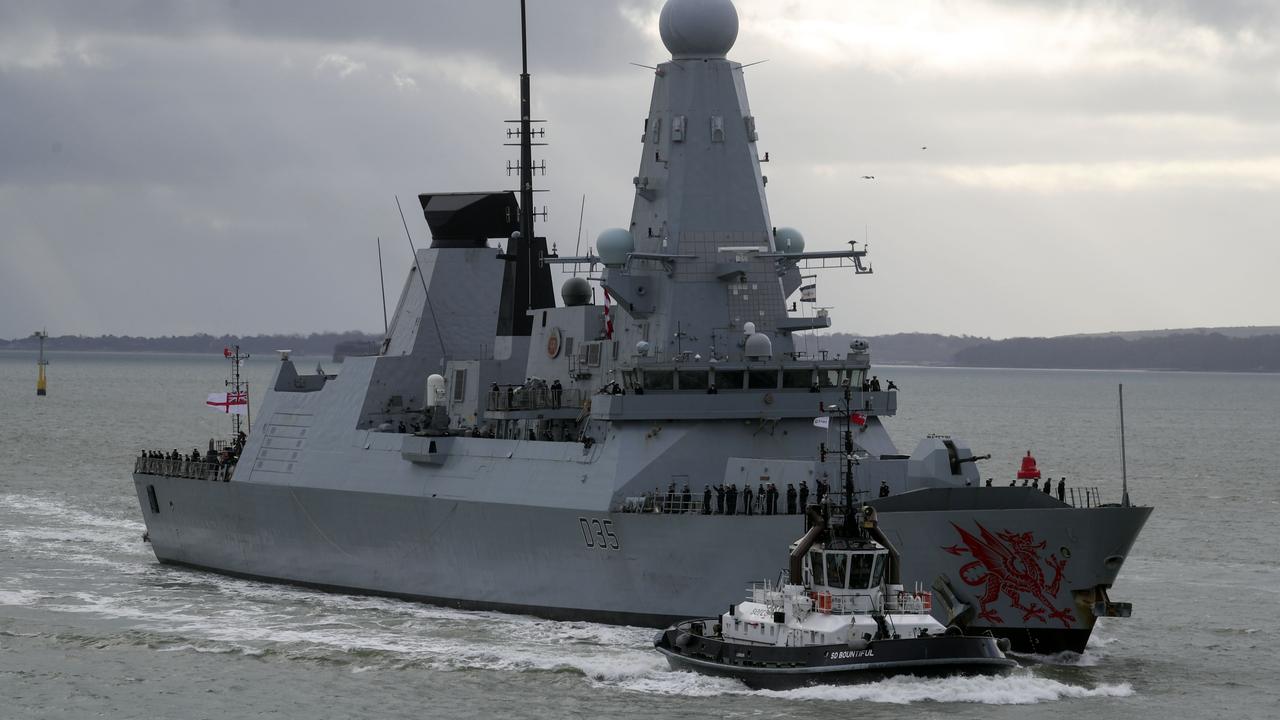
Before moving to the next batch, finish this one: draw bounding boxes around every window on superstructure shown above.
[677,369,708,391]
[808,551,825,586]
[748,369,778,389]
[871,554,886,588]
[782,369,812,389]
[452,369,467,403]
[714,370,744,390]
[819,369,840,388]
[825,552,848,589]
[642,370,674,391]
[849,553,874,589]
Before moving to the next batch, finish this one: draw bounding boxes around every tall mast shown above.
[1119,384,1130,507]
[496,0,554,340]
[519,0,534,252]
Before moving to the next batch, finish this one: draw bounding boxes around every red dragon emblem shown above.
[943,522,1075,628]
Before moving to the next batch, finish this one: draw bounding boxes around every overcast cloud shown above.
[1,0,1277,340]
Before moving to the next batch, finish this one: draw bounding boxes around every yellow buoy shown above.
[34,329,48,396]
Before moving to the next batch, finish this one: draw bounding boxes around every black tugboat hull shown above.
[654,623,1017,691]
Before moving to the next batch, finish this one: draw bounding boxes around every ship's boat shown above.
[655,506,1016,689]
[131,0,1150,655]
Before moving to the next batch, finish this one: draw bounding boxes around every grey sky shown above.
[1,0,1276,340]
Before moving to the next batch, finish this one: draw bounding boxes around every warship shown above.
[132,0,1151,654]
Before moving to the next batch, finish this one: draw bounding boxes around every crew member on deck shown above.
[744,485,754,516]
[1057,478,1066,502]
[879,480,890,498]
[786,484,797,514]
[715,485,725,514]
[799,480,810,509]
[702,485,711,514]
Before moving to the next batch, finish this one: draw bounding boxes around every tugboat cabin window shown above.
[871,554,886,588]
[782,369,812,389]
[642,369,674,391]
[848,552,875,589]
[748,369,778,389]
[677,369,708,391]
[825,552,848,589]
[714,369,745,390]
[808,550,825,586]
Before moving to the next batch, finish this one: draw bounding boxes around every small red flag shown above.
[223,347,232,358]
[849,412,867,427]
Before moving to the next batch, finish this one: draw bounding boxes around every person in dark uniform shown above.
[887,380,898,391]
[758,483,767,514]
[743,485,754,516]
[985,478,993,487]
[1009,478,1017,486]
[769,484,779,515]
[1042,478,1052,494]
[799,480,810,510]
[1057,477,1066,502]
[816,478,827,504]
[681,485,691,513]
[726,484,737,515]
[786,484,797,514]
[879,480,890,498]
[715,485,725,515]
[702,485,712,515]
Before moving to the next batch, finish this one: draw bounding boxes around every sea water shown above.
[1,351,1277,719]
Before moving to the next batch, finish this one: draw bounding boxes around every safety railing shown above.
[486,387,585,412]
[134,456,235,482]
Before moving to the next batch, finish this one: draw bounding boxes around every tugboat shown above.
[655,505,1016,690]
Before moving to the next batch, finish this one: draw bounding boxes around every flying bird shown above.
[921,145,928,150]
[861,175,875,180]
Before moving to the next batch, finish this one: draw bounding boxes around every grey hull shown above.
[134,474,1148,652]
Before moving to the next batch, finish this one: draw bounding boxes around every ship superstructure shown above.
[132,0,1150,653]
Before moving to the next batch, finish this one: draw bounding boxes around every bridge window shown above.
[642,369,674,391]
[849,553,874,589]
[825,552,848,589]
[677,369,708,391]
[714,369,744,390]
[818,369,840,388]
[748,369,778,389]
[808,550,825,586]
[782,369,813,389]
[871,554,885,587]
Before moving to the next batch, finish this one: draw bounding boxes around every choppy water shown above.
[2,351,1277,719]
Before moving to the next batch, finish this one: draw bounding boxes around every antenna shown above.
[1119,383,1130,507]
[573,194,586,276]
[396,195,449,359]
[376,237,388,336]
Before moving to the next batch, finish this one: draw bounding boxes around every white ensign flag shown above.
[813,416,830,429]
[207,391,248,414]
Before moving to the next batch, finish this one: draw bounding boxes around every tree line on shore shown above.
[3,329,1277,372]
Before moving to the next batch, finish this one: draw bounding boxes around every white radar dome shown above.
[744,332,773,360]
[597,228,635,267]
[659,0,738,59]
[775,227,805,254]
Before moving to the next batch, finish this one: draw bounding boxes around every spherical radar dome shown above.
[659,0,739,59]
[596,228,635,267]
[560,276,591,307]
[775,227,805,254]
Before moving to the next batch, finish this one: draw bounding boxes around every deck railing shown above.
[486,387,585,412]
[134,456,235,482]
